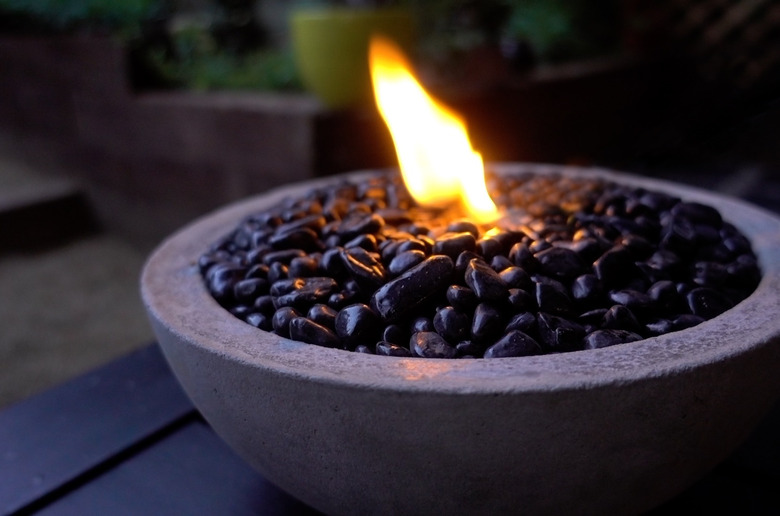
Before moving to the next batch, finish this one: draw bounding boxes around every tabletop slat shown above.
[0,344,194,515]
[35,418,320,516]
[2,343,779,514]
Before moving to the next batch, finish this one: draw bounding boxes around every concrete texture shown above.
[142,166,780,516]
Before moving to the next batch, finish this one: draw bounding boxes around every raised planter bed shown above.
[0,35,676,248]
[0,35,396,247]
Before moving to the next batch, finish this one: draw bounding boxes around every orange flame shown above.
[369,35,498,224]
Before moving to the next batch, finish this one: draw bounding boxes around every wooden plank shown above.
[3,342,779,514]
[0,344,194,515]
[36,419,321,516]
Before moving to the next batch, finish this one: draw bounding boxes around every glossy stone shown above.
[537,312,586,352]
[375,341,413,357]
[583,329,643,350]
[535,247,584,280]
[484,330,541,358]
[464,259,508,302]
[471,302,504,343]
[594,246,635,287]
[340,247,386,294]
[388,250,426,276]
[371,256,454,322]
[686,288,734,319]
[289,317,341,348]
[534,278,572,315]
[272,277,338,311]
[335,304,380,348]
[433,232,477,259]
[433,306,470,344]
[410,331,457,359]
[446,285,478,312]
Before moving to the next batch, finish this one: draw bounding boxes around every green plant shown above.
[0,0,164,38]
[410,0,621,68]
[503,0,620,63]
[147,25,302,92]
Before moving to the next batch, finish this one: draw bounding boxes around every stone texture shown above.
[142,165,780,516]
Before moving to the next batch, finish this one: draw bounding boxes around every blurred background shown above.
[1,0,779,407]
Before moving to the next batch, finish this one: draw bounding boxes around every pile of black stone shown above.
[199,170,761,358]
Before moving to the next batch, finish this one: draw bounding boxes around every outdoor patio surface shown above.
[0,151,153,409]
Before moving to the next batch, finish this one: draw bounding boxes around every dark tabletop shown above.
[1,343,779,515]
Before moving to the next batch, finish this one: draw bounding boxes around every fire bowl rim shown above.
[141,163,780,395]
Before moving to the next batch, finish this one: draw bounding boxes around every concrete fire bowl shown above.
[141,165,780,515]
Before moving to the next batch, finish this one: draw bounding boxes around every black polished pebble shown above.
[471,302,505,343]
[571,274,603,306]
[499,266,532,290]
[607,289,653,314]
[388,250,426,276]
[340,247,386,293]
[289,317,340,348]
[410,332,458,359]
[245,312,272,331]
[490,255,514,273]
[603,305,643,334]
[233,278,269,304]
[647,280,682,313]
[484,330,541,358]
[207,263,246,304]
[433,306,470,344]
[272,277,338,311]
[505,312,536,334]
[537,312,586,352]
[410,316,435,333]
[269,227,322,253]
[307,304,338,330]
[335,303,380,348]
[535,247,584,280]
[509,242,540,272]
[507,288,535,312]
[464,259,508,301]
[376,341,414,357]
[382,324,407,345]
[433,232,477,259]
[594,246,636,287]
[645,318,674,335]
[583,329,643,349]
[371,255,454,321]
[686,288,734,318]
[673,313,706,330]
[446,285,478,312]
[337,212,385,240]
[201,169,762,359]
[534,277,572,315]
[271,307,301,338]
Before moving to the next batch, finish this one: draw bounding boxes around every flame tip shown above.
[369,36,498,223]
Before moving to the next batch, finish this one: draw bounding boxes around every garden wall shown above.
[0,35,672,248]
[0,35,395,248]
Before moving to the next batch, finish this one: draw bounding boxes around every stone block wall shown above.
[0,35,396,247]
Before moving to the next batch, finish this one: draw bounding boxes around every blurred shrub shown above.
[148,24,302,91]
[0,0,163,37]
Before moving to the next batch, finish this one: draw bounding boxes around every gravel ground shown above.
[0,234,154,409]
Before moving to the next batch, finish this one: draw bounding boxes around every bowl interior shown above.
[142,164,780,393]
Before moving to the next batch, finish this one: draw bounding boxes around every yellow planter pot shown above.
[290,7,416,109]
